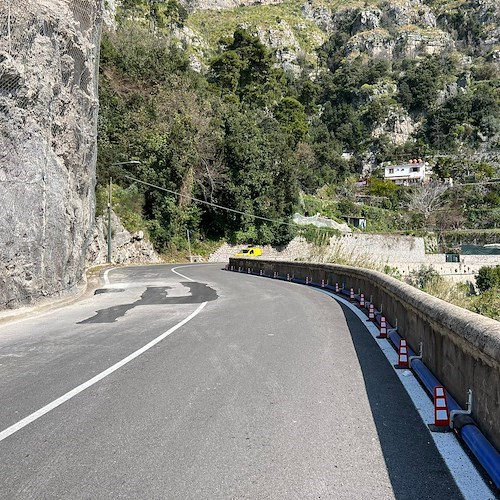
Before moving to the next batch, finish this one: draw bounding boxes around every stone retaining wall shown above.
[230,257,500,452]
[211,235,500,284]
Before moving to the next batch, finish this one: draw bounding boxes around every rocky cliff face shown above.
[0,0,103,308]
[186,0,499,70]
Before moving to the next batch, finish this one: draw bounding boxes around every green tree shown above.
[367,178,402,209]
[274,97,308,146]
[397,57,444,113]
[476,265,500,293]
[219,109,298,244]
[210,28,285,107]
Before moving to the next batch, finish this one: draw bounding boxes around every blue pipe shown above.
[371,301,500,489]
[460,424,500,488]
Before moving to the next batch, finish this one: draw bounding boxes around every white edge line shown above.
[171,265,197,282]
[317,288,494,500]
[103,267,116,286]
[0,301,208,443]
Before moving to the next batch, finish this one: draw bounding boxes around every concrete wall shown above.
[230,257,500,452]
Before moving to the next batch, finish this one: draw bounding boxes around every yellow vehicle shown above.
[235,247,262,258]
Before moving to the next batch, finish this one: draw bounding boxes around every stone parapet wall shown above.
[210,234,428,264]
[230,257,500,452]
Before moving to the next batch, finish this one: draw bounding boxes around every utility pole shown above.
[187,228,192,263]
[106,160,141,264]
[107,177,112,264]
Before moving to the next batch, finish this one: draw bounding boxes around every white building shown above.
[384,159,432,185]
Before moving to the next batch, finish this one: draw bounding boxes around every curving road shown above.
[0,264,471,498]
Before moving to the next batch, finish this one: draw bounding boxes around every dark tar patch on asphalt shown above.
[94,288,125,294]
[79,282,217,324]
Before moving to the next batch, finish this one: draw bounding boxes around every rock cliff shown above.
[0,0,103,308]
[185,0,499,70]
[190,0,283,10]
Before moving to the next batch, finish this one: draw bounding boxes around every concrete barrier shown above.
[229,257,500,452]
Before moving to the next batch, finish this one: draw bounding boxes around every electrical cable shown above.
[123,174,297,227]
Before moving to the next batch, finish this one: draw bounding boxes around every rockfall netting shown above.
[0,0,104,308]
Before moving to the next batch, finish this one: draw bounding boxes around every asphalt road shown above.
[0,264,465,499]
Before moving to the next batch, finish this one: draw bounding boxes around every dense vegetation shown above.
[98,1,499,254]
[404,265,500,321]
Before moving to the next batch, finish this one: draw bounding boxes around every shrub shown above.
[383,265,402,280]
[470,288,500,321]
[476,265,500,293]
[298,225,340,246]
[406,265,442,290]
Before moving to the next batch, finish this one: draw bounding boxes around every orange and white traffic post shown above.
[359,293,365,307]
[394,339,409,368]
[350,288,355,300]
[377,316,388,339]
[367,303,375,321]
[428,386,451,432]
[335,282,340,293]
[434,386,450,426]
[321,279,325,288]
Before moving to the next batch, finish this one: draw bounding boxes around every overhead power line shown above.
[123,174,297,227]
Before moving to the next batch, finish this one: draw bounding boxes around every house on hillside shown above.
[384,159,432,186]
[342,216,366,230]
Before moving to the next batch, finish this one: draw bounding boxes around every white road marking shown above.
[319,289,495,500]
[0,301,208,443]
[103,267,116,285]
[171,265,198,282]
[171,263,222,282]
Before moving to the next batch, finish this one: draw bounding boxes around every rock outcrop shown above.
[87,212,161,266]
[0,0,103,308]
[189,0,283,10]
[103,0,118,28]
[372,109,417,145]
[256,21,306,76]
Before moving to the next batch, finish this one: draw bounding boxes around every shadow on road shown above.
[339,302,464,500]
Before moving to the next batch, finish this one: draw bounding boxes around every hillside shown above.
[191,0,498,158]
[184,0,499,73]
[94,0,500,318]
[100,0,499,241]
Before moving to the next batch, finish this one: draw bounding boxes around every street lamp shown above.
[107,160,141,264]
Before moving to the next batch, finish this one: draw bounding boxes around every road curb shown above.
[0,266,111,326]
